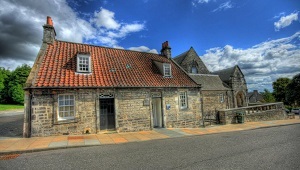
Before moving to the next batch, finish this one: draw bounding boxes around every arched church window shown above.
[191,66,198,74]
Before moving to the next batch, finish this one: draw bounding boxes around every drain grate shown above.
[0,154,20,160]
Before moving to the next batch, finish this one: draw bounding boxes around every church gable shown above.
[173,47,210,74]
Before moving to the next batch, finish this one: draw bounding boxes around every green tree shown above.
[272,77,291,103]
[0,67,11,103]
[286,73,300,106]
[262,89,275,103]
[7,64,31,104]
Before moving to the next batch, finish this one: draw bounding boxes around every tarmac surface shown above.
[0,110,299,155]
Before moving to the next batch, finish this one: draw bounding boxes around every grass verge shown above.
[0,104,24,111]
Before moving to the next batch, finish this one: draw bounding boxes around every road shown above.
[0,111,23,138]
[1,124,300,170]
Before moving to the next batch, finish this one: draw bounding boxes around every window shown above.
[219,94,224,103]
[58,95,75,120]
[77,54,91,72]
[179,92,187,109]
[191,66,198,74]
[163,63,171,77]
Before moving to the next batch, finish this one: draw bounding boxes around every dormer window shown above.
[163,63,171,77]
[77,53,91,73]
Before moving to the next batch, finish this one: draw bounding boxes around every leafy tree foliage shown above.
[262,89,275,103]
[286,73,300,106]
[0,67,11,103]
[0,64,31,104]
[272,78,291,104]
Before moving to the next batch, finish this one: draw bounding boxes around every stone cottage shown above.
[247,90,264,103]
[23,17,202,137]
[173,47,248,116]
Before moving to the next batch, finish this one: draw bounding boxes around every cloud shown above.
[212,1,233,12]
[128,46,158,54]
[201,32,300,92]
[274,11,299,31]
[0,0,146,70]
[91,7,120,30]
[191,0,212,7]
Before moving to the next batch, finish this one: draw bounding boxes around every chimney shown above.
[43,16,56,44]
[160,41,171,59]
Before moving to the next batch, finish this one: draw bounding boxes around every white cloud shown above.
[128,46,158,54]
[91,7,120,30]
[0,0,146,70]
[201,32,300,92]
[192,0,212,7]
[212,1,233,12]
[274,11,299,31]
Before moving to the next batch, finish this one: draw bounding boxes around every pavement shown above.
[0,115,300,155]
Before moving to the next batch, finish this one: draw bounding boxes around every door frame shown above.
[151,92,164,128]
[97,93,116,131]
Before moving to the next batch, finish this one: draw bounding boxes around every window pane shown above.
[58,95,75,119]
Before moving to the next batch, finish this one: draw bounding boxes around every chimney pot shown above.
[47,16,53,26]
[160,41,171,59]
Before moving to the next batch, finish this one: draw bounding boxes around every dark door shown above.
[100,98,115,130]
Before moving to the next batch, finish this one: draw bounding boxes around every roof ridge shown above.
[55,39,161,55]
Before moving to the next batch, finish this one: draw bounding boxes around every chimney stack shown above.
[43,16,56,44]
[160,41,171,59]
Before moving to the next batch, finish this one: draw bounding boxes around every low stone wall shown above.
[218,102,287,124]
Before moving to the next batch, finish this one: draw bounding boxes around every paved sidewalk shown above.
[0,117,299,155]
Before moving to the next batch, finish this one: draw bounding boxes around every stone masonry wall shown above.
[164,88,202,128]
[30,89,97,137]
[219,104,287,125]
[29,87,202,136]
[116,88,151,132]
[202,90,227,115]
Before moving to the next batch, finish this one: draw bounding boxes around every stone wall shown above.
[116,88,151,132]
[202,90,227,115]
[30,89,97,137]
[164,88,202,128]
[218,102,287,124]
[28,87,202,137]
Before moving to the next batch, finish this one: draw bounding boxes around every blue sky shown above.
[0,0,299,92]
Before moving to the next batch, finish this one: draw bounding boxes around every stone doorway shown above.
[99,98,115,131]
[152,97,163,128]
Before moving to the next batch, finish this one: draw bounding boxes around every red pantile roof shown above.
[33,40,199,88]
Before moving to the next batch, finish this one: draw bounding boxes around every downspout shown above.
[200,88,205,128]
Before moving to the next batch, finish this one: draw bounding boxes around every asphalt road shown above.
[0,111,23,138]
[1,124,300,170]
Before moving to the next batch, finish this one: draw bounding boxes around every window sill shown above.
[54,119,78,125]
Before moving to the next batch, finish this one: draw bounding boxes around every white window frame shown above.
[163,63,171,77]
[77,54,91,73]
[58,94,75,121]
[179,92,188,109]
[219,94,224,103]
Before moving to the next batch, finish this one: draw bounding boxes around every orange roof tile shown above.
[33,40,199,88]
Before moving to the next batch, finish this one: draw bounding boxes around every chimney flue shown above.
[160,41,171,59]
[43,16,56,44]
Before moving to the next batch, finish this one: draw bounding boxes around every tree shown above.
[286,73,300,107]
[7,64,31,104]
[0,67,11,103]
[272,77,291,104]
[262,89,275,103]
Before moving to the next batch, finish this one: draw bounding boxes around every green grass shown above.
[0,104,24,111]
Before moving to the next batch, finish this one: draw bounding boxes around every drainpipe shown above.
[200,89,205,128]
[23,90,32,138]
